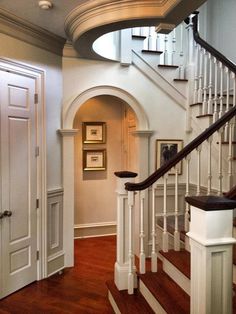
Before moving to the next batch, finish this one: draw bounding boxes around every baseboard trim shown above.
[74,221,116,229]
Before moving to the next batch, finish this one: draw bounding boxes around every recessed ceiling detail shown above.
[65,0,206,60]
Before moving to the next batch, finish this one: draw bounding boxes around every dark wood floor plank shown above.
[0,236,116,314]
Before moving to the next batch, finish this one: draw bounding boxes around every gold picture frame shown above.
[156,139,183,174]
[82,122,106,144]
[83,149,106,171]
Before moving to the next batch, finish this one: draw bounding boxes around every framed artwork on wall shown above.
[83,149,106,171]
[156,139,183,174]
[82,122,106,144]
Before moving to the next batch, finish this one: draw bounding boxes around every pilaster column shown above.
[114,171,137,290]
[186,195,236,314]
[58,129,78,267]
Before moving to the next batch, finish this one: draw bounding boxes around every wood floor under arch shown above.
[0,236,116,314]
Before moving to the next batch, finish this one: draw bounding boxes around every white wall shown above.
[73,96,126,237]
[199,0,236,64]
[0,33,63,190]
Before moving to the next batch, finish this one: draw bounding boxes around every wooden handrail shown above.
[125,14,236,192]
[126,103,236,191]
[225,185,236,200]
[192,14,236,74]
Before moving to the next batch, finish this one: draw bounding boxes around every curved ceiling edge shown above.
[64,0,207,61]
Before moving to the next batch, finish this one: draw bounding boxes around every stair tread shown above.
[142,49,163,54]
[160,249,190,279]
[174,78,188,82]
[139,270,190,314]
[106,280,155,314]
[158,64,179,69]
[132,35,146,39]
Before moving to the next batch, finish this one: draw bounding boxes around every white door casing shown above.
[0,59,46,299]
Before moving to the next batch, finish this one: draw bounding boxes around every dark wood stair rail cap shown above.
[114,171,138,178]
[125,105,236,191]
[225,185,236,200]
[185,195,236,211]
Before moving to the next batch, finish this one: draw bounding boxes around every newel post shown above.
[186,195,236,314]
[114,171,138,291]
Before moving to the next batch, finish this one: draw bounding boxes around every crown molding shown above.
[64,0,206,61]
[0,8,65,56]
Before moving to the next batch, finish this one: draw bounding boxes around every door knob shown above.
[3,210,12,217]
[0,212,4,219]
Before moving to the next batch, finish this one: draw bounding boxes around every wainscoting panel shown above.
[47,188,64,276]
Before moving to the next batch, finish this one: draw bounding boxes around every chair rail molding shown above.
[64,0,206,60]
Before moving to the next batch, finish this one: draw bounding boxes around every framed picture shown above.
[82,122,106,144]
[83,149,106,171]
[156,139,183,174]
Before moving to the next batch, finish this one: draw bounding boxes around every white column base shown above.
[114,262,137,291]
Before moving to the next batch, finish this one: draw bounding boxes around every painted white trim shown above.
[47,250,65,263]
[0,8,65,56]
[74,233,116,240]
[47,188,64,197]
[74,221,116,229]
[108,291,121,314]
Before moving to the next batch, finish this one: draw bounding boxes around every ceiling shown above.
[0,0,88,39]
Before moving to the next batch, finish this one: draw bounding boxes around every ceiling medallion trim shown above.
[0,8,65,56]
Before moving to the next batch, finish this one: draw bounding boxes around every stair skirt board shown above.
[108,291,121,314]
[139,280,167,314]
[161,256,190,295]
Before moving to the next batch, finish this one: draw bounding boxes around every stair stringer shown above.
[132,49,187,110]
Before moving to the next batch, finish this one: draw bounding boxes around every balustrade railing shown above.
[116,13,236,295]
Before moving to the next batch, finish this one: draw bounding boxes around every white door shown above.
[0,70,38,298]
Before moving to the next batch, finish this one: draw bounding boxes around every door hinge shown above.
[36,198,39,209]
[36,250,39,261]
[35,146,39,157]
[34,93,38,104]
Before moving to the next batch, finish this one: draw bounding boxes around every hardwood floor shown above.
[0,236,116,314]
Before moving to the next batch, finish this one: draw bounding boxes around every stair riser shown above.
[162,257,190,295]
[108,291,121,314]
[139,280,167,314]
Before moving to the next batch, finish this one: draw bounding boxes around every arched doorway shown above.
[60,86,152,267]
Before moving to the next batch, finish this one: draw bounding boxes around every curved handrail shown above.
[192,14,236,73]
[125,105,236,191]
[125,13,236,191]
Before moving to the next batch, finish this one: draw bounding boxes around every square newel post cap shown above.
[185,195,236,211]
[115,171,138,194]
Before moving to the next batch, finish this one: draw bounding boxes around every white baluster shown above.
[174,167,180,251]
[207,136,213,195]
[163,174,169,252]
[224,69,230,142]
[179,23,184,80]
[196,145,202,196]
[194,45,199,104]
[217,130,223,196]
[139,190,146,274]
[197,48,203,103]
[213,58,218,122]
[219,62,224,118]
[228,122,234,190]
[233,73,236,107]
[202,49,208,115]
[171,29,176,66]
[164,35,168,65]
[147,27,152,50]
[128,191,135,294]
[132,27,141,36]
[207,54,213,114]
[151,183,157,272]
[185,155,191,232]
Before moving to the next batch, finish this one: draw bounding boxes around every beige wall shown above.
[73,95,127,237]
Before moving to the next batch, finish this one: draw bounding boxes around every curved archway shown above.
[60,86,152,267]
[62,85,149,130]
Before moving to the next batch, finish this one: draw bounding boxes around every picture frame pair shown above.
[82,122,106,171]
